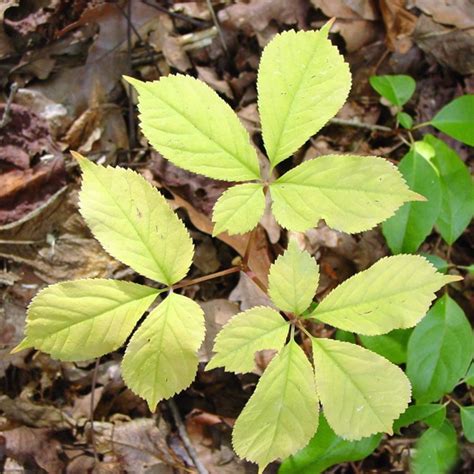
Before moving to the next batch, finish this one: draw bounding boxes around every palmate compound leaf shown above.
[125,75,260,181]
[268,239,319,315]
[232,340,319,472]
[121,293,205,410]
[269,155,423,233]
[312,337,411,440]
[310,255,460,335]
[13,280,159,361]
[75,153,193,286]
[258,23,351,167]
[212,183,265,236]
[206,306,289,373]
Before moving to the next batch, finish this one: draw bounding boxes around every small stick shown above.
[171,266,241,290]
[329,117,392,133]
[0,82,18,129]
[90,358,101,463]
[205,0,229,56]
[168,399,209,474]
[141,0,208,28]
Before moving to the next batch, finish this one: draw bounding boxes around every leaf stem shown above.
[411,121,432,131]
[171,266,241,290]
[329,117,392,133]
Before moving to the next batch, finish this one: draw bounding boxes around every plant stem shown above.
[205,0,229,56]
[171,266,241,290]
[411,121,432,130]
[0,82,18,128]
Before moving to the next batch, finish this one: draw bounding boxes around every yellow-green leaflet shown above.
[125,75,260,181]
[270,155,424,233]
[206,307,289,373]
[75,153,193,286]
[13,280,158,361]
[268,239,319,315]
[311,255,461,335]
[312,338,411,440]
[212,183,265,236]
[121,293,205,410]
[232,340,319,472]
[258,25,351,167]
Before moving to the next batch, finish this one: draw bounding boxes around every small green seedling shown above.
[14,23,465,473]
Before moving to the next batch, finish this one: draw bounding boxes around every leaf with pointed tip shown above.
[431,94,474,146]
[382,147,441,254]
[311,255,459,335]
[233,340,319,472]
[369,75,416,107]
[425,135,474,244]
[312,337,411,440]
[212,183,265,235]
[121,293,205,410]
[13,280,159,361]
[75,153,193,286]
[125,75,260,181]
[258,25,351,167]
[270,155,423,233]
[268,239,319,315]
[407,294,473,403]
[206,306,289,373]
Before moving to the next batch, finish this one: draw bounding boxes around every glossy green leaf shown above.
[398,111,413,129]
[369,75,416,106]
[206,306,289,373]
[122,293,205,410]
[233,340,319,472]
[125,75,260,181]
[270,155,422,233]
[407,294,474,403]
[14,280,159,361]
[268,239,319,315]
[312,337,411,440]
[311,255,459,335]
[425,135,474,244]
[465,363,474,386]
[411,421,458,474]
[212,183,265,235]
[279,414,381,474]
[431,95,474,146]
[258,25,351,167]
[359,329,412,364]
[460,406,474,442]
[75,153,193,286]
[335,329,356,343]
[393,404,446,433]
[382,148,441,253]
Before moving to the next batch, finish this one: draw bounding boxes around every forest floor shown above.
[0,1,472,473]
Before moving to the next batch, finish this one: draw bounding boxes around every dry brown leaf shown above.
[379,0,417,53]
[412,0,474,29]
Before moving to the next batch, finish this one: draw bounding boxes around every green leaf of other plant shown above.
[431,95,474,146]
[311,255,459,335]
[407,294,473,403]
[425,134,474,244]
[397,111,413,129]
[460,406,474,442]
[13,280,159,361]
[411,421,458,474]
[121,293,205,410]
[212,183,265,235]
[258,25,351,167]
[359,329,412,364]
[270,155,423,233]
[279,414,381,474]
[232,340,319,473]
[312,337,411,440]
[206,306,289,373]
[393,404,446,433]
[75,153,193,286]
[369,75,416,106]
[382,147,441,254]
[268,239,319,315]
[125,75,261,181]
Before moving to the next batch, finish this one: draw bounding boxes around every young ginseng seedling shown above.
[13,22,462,474]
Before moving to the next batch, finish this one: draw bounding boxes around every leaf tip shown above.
[11,338,32,354]
[70,150,86,163]
[410,191,427,202]
[324,17,336,32]
[123,75,145,92]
